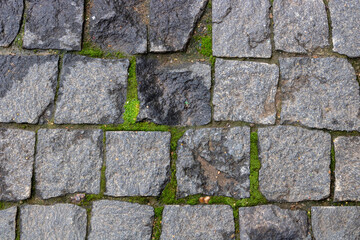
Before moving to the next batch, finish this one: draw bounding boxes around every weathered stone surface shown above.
[35,129,103,199]
[273,0,329,53]
[280,57,360,131]
[137,57,211,126]
[239,205,310,240]
[20,204,87,240]
[149,0,207,52]
[329,0,360,57]
[105,131,170,197]
[312,206,360,240]
[177,127,250,199]
[23,0,84,50]
[258,126,331,202]
[0,55,58,124]
[89,200,154,240]
[213,59,279,124]
[334,136,360,202]
[89,0,147,54]
[212,0,271,58]
[161,205,235,240]
[0,0,23,47]
[54,55,129,124]
[0,207,16,240]
[0,129,35,201]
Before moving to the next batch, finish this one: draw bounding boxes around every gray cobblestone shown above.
[0,0,23,47]
[0,207,16,240]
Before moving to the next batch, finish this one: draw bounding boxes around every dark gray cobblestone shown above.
[0,0,23,47]
[0,207,16,240]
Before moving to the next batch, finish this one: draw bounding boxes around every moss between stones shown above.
[78,41,127,59]
[123,57,140,124]
[152,206,164,240]
[196,23,215,66]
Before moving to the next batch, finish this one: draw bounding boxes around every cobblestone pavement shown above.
[0,0,359,239]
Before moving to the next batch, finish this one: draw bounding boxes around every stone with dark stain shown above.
[23,0,84,50]
[0,129,35,201]
[177,127,250,199]
[0,207,17,239]
[137,57,211,126]
[0,0,23,47]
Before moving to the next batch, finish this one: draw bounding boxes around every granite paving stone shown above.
[0,129,35,201]
[88,200,154,240]
[258,126,331,202]
[329,0,360,57]
[213,59,279,124]
[312,206,360,240]
[273,0,329,53]
[0,207,17,240]
[54,54,129,124]
[160,205,235,240]
[334,136,360,202]
[105,131,170,197]
[89,0,148,55]
[20,204,87,240]
[35,129,103,199]
[0,0,24,47]
[280,57,360,131]
[176,127,250,199]
[23,0,84,50]
[149,0,208,52]
[239,205,310,240]
[137,57,211,126]
[212,0,272,58]
[0,55,59,124]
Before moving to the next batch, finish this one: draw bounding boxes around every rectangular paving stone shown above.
[23,0,84,50]
[0,207,17,240]
[0,0,23,47]
[258,126,331,202]
[280,57,360,131]
[54,54,129,124]
[0,55,59,124]
[329,0,360,57]
[334,136,360,202]
[214,59,279,124]
[88,200,154,240]
[311,206,360,240]
[176,127,250,199]
[212,0,272,58]
[20,204,87,240]
[35,129,103,199]
[137,57,211,126]
[105,131,170,197]
[239,205,310,240]
[0,129,35,201]
[160,205,235,240]
[273,0,329,53]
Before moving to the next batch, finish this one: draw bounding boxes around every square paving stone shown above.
[35,129,103,199]
[0,55,59,124]
[280,57,360,131]
[149,0,208,52]
[0,129,35,201]
[273,0,329,53]
[105,131,171,197]
[258,126,331,202]
[0,0,23,47]
[213,59,279,124]
[137,57,211,126]
[329,0,360,57]
[176,127,250,199]
[20,204,87,240]
[88,200,154,240]
[212,0,271,58]
[89,0,148,55]
[334,136,360,202]
[239,205,310,240]
[311,206,360,240]
[23,0,84,50]
[0,207,17,240]
[160,205,235,240]
[54,55,129,124]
